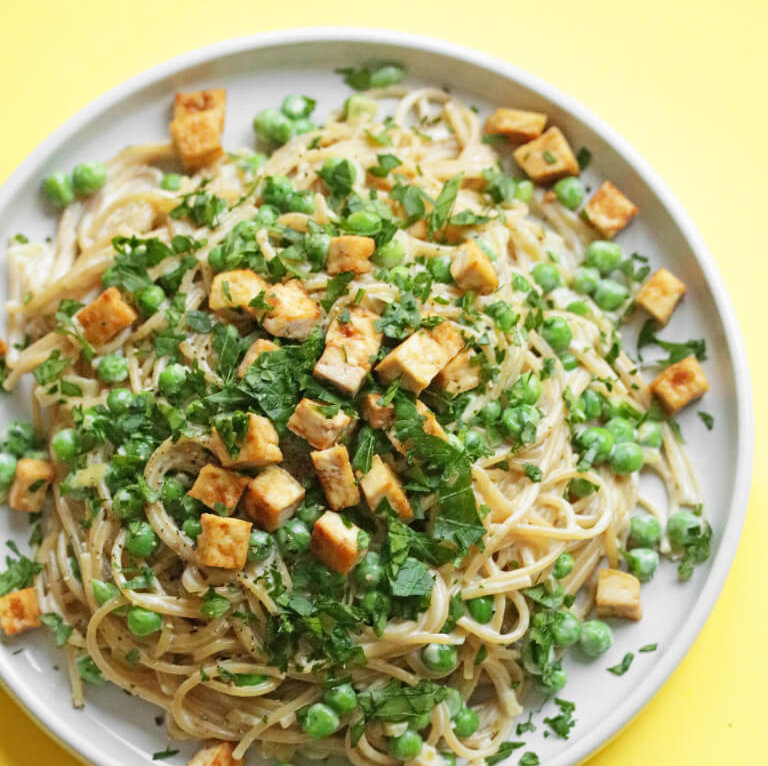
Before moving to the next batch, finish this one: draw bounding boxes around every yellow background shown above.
[0,0,765,763]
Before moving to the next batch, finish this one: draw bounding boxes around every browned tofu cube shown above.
[76,287,137,347]
[241,466,305,532]
[311,511,364,574]
[359,455,412,519]
[261,280,321,340]
[173,89,226,129]
[170,89,227,173]
[0,588,41,636]
[361,393,395,430]
[287,398,356,450]
[583,181,638,238]
[210,413,282,469]
[375,321,465,394]
[434,349,482,395]
[0,337,7,356]
[596,568,642,621]
[8,458,55,513]
[484,108,547,143]
[650,356,709,414]
[449,241,499,295]
[187,465,248,515]
[187,741,244,766]
[634,268,686,326]
[209,269,269,313]
[513,127,579,184]
[326,236,376,275]
[196,513,251,570]
[310,445,360,510]
[237,338,279,378]
[313,306,382,395]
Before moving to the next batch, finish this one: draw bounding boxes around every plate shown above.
[0,28,753,766]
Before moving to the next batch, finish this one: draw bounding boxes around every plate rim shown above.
[0,27,754,766]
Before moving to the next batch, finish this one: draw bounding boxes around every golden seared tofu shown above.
[76,287,137,347]
[361,393,395,430]
[582,181,638,238]
[237,338,279,378]
[359,454,413,519]
[375,320,465,394]
[261,280,321,340]
[513,127,579,184]
[310,510,364,574]
[187,464,248,515]
[449,240,499,295]
[634,268,686,326]
[186,741,244,766]
[650,356,709,414]
[8,458,55,513]
[287,397,356,450]
[210,413,282,468]
[313,306,382,395]
[310,445,360,510]
[595,568,642,621]
[434,349,482,395]
[0,588,41,636]
[169,88,226,172]
[196,513,252,570]
[241,466,305,532]
[484,108,547,143]
[209,269,268,313]
[326,236,376,275]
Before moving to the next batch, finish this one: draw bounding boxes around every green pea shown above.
[113,486,144,520]
[594,279,629,311]
[464,430,488,458]
[629,515,662,549]
[552,611,581,646]
[501,404,540,442]
[610,442,644,474]
[0,453,17,490]
[541,316,572,351]
[160,173,182,191]
[287,190,316,214]
[667,510,702,549]
[605,417,636,444]
[579,619,613,658]
[637,421,663,448]
[305,231,331,265]
[542,666,568,694]
[558,350,579,371]
[452,707,479,738]
[135,285,165,316]
[346,209,380,235]
[466,596,494,624]
[323,683,358,714]
[72,161,108,196]
[421,643,458,674]
[625,547,659,582]
[161,476,187,504]
[240,153,267,175]
[255,205,279,226]
[97,355,129,384]
[361,590,391,615]
[486,301,517,331]
[247,530,274,562]
[281,95,315,120]
[572,266,600,295]
[51,428,77,462]
[580,389,604,419]
[275,519,311,555]
[509,372,542,405]
[355,551,384,590]
[372,239,406,268]
[253,108,294,145]
[263,175,295,210]
[426,255,452,283]
[514,179,534,203]
[578,427,615,462]
[388,730,423,761]
[293,117,316,135]
[387,265,410,288]
[158,363,187,397]
[126,520,158,558]
[182,517,202,540]
[553,177,585,210]
[369,64,406,87]
[42,171,75,209]
[480,401,502,425]
[443,687,463,718]
[553,553,574,580]
[568,477,597,498]
[92,579,121,606]
[345,95,378,122]
[301,702,339,738]
[532,262,561,293]
[585,241,622,275]
[567,300,592,317]
[127,606,163,637]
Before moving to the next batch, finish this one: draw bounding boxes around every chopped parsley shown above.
[607,652,634,676]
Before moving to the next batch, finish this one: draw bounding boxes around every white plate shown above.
[0,28,753,766]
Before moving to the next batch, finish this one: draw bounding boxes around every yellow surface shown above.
[0,0,764,763]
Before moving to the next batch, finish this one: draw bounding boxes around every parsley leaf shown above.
[368,154,402,178]
[427,173,463,239]
[152,749,180,761]
[543,698,576,739]
[0,542,43,597]
[200,587,230,619]
[34,350,70,385]
[336,63,405,91]
[319,158,356,195]
[523,463,542,482]
[698,411,714,430]
[607,652,634,676]
[375,291,421,339]
[390,557,433,597]
[170,190,227,228]
[449,210,491,226]
[322,271,356,311]
[637,319,707,367]
[212,323,242,383]
[518,753,540,766]
[639,643,658,653]
[40,612,73,646]
[186,310,212,333]
[486,743,525,765]
[217,667,267,686]
[390,180,428,225]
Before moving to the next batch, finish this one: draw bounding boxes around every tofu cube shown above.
[313,307,383,395]
[596,568,642,621]
[434,349,482,394]
[76,287,138,347]
[0,588,41,636]
[449,241,499,295]
[209,269,269,313]
[361,393,395,430]
[187,464,248,515]
[0,337,7,356]
[311,445,360,510]
[375,320,465,394]
[210,413,282,468]
[359,455,413,519]
[311,511,364,574]
[327,236,376,275]
[513,127,579,184]
[196,513,252,570]
[650,356,709,414]
[187,741,244,766]
[388,400,447,456]
[8,458,55,513]
[261,280,321,340]
[583,181,638,238]
[287,398,356,450]
[170,89,227,172]
[634,268,686,326]
[237,338,279,378]
[484,108,547,143]
[173,89,226,128]
[241,466,305,532]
